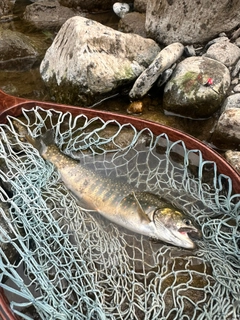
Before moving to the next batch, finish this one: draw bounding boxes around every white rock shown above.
[129,42,184,99]
[113,2,130,18]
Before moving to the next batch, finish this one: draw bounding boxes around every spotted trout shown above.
[18,126,201,249]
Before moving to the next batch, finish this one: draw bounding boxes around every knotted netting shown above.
[0,107,239,320]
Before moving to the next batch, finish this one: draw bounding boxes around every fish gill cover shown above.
[0,107,239,319]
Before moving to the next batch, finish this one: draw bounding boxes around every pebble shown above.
[231,58,240,77]
[127,100,143,114]
[221,93,240,112]
[113,2,130,18]
[204,36,229,50]
[205,41,240,67]
[233,84,240,93]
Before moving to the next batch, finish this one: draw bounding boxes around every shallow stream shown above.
[0,0,218,145]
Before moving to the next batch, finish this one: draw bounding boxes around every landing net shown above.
[0,107,239,320]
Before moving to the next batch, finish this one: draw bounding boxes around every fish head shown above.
[152,207,202,249]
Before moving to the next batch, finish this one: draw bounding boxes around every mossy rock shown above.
[163,57,230,118]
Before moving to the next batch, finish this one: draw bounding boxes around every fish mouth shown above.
[177,227,202,249]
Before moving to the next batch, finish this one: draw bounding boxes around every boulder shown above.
[23,0,81,30]
[129,42,184,99]
[163,57,230,118]
[40,16,160,105]
[0,28,39,71]
[145,0,240,45]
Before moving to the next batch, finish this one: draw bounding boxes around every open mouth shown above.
[179,227,202,240]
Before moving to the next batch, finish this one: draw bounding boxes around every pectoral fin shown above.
[132,192,151,224]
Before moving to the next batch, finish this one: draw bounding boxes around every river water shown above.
[0,0,216,143]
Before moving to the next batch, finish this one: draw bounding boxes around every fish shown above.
[15,124,201,249]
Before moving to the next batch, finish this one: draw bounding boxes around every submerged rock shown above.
[145,0,240,45]
[129,42,184,99]
[23,0,81,30]
[118,12,146,38]
[134,0,147,13]
[0,28,39,71]
[40,16,160,106]
[163,57,230,118]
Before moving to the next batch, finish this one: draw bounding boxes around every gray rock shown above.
[225,150,240,173]
[0,28,39,71]
[129,42,184,99]
[134,0,147,13]
[215,108,240,143]
[163,57,230,118]
[205,41,240,67]
[0,0,15,16]
[40,16,160,105]
[204,36,229,50]
[118,12,146,38]
[23,0,81,30]
[231,59,240,77]
[221,94,240,112]
[145,0,240,45]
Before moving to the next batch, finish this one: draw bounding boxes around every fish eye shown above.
[183,219,192,226]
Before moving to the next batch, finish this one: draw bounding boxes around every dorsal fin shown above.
[132,191,151,224]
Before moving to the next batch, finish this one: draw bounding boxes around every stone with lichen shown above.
[163,57,230,118]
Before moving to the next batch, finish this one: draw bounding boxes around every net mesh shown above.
[0,107,239,320]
